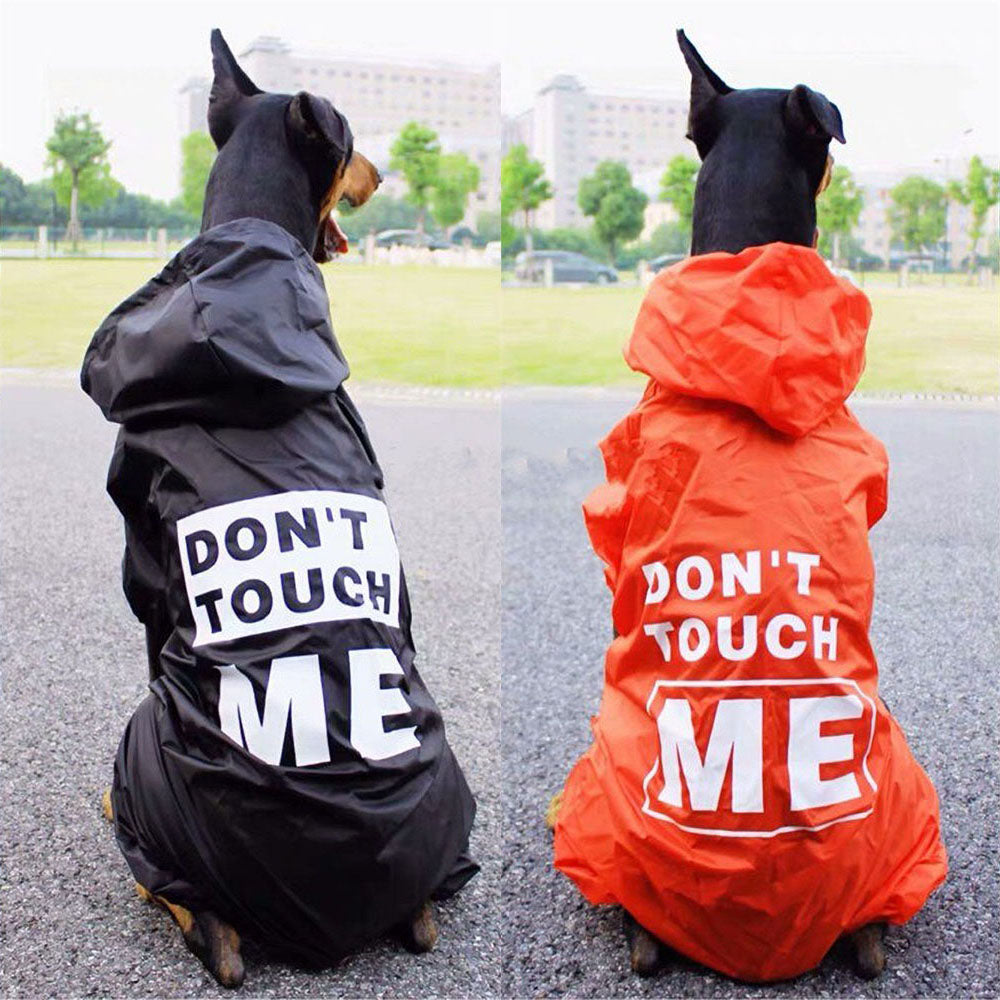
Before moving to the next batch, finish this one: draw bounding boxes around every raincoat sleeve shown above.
[107,434,169,647]
[866,438,889,529]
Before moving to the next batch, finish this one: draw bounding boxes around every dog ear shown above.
[207,28,261,149]
[677,29,732,156]
[784,84,845,145]
[287,92,353,162]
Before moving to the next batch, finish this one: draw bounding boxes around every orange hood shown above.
[626,243,872,437]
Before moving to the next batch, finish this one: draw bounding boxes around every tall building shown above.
[854,163,1000,267]
[504,75,689,229]
[180,36,500,221]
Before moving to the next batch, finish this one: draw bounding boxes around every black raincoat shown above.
[81,218,478,964]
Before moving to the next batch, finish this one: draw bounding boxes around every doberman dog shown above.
[96,30,456,989]
[547,30,887,982]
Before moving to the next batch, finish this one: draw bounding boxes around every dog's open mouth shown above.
[313,212,349,263]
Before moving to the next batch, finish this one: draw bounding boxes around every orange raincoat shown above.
[553,243,947,982]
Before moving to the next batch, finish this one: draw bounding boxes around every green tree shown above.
[180,131,216,221]
[501,144,552,252]
[817,165,863,265]
[947,155,1000,276]
[0,165,59,225]
[475,210,502,243]
[888,176,947,255]
[645,221,690,257]
[430,152,481,232]
[45,111,114,244]
[658,155,699,234]
[51,160,120,223]
[389,122,441,233]
[578,160,648,264]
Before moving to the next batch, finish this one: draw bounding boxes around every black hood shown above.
[81,218,348,427]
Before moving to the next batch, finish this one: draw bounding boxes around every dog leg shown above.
[394,901,438,953]
[847,922,886,979]
[544,791,564,831]
[137,883,245,988]
[101,787,113,823]
[623,910,665,977]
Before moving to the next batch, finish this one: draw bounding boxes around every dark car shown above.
[514,250,618,285]
[374,229,451,250]
[647,252,688,273]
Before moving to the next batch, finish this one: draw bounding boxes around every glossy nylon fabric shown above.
[81,218,477,965]
[553,243,946,982]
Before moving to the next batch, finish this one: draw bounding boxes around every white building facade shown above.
[504,75,689,229]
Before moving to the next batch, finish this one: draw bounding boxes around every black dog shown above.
[549,30,887,981]
[85,30,478,989]
[626,30,883,979]
[202,30,381,264]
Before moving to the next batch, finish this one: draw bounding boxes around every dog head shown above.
[204,29,381,262]
[677,29,844,256]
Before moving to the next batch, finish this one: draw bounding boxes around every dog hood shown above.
[81,218,348,427]
[626,243,871,437]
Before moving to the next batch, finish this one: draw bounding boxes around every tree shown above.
[501,144,552,252]
[0,165,59,225]
[430,152,480,232]
[947,155,1000,276]
[578,160,648,264]
[389,122,441,233]
[51,160,120,223]
[45,111,113,244]
[817,165,863,265]
[81,189,194,229]
[645,221,690,257]
[888,176,946,255]
[658,155,699,234]
[475,210,502,243]
[180,131,217,221]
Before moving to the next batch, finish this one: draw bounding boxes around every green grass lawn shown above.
[0,260,501,386]
[2,259,996,393]
[502,280,1000,394]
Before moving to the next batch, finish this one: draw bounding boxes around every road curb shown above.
[0,368,501,406]
[500,384,1000,408]
[2,369,995,409]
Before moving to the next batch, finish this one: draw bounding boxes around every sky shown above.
[1,0,997,200]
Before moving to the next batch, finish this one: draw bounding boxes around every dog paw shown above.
[396,901,438,954]
[544,791,564,831]
[623,910,664,977]
[849,922,886,980]
[184,910,245,989]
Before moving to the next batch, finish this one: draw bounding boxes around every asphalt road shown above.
[501,390,1000,999]
[0,381,500,999]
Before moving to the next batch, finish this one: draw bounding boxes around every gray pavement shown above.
[501,391,1000,999]
[0,382,500,999]
[3,381,998,999]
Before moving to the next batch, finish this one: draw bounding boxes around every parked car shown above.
[647,252,688,273]
[514,250,618,284]
[374,228,450,250]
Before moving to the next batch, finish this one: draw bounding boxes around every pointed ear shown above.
[207,28,261,149]
[784,84,845,144]
[677,29,732,156]
[287,92,353,161]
